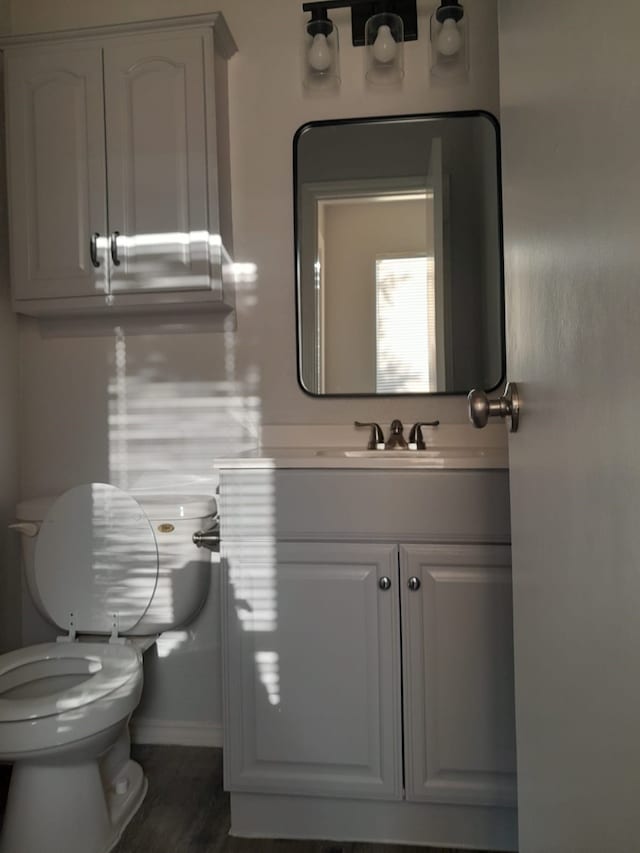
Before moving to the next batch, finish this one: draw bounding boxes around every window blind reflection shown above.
[375,255,436,392]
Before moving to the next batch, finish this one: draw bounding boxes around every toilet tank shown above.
[15,490,217,636]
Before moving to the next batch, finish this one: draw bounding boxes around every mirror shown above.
[294,111,505,396]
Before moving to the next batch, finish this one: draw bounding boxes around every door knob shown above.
[408,576,421,591]
[379,576,392,591]
[467,382,520,433]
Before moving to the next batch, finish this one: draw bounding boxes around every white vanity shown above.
[218,447,517,851]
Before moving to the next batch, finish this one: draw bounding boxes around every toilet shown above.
[0,483,217,853]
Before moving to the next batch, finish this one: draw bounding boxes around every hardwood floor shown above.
[0,746,498,853]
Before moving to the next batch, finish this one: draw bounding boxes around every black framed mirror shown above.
[294,111,505,396]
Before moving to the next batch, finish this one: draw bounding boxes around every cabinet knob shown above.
[379,576,391,591]
[408,576,421,592]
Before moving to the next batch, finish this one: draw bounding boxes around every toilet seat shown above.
[34,484,160,635]
[0,642,141,723]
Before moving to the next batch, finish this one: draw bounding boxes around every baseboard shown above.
[230,792,518,851]
[130,717,223,748]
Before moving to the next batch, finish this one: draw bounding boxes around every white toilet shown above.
[0,483,217,853]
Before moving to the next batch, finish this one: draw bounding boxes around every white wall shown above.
[6,0,500,736]
[0,0,20,655]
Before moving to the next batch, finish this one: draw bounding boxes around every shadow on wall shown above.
[107,259,261,494]
[18,255,261,729]
[105,258,261,722]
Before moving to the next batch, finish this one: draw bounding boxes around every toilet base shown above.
[0,757,147,853]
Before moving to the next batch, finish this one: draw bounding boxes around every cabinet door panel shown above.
[5,46,108,299]
[223,541,402,799]
[401,543,517,806]
[103,31,213,293]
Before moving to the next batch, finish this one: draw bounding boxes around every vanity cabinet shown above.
[400,543,516,807]
[223,541,403,800]
[1,14,236,317]
[220,467,518,851]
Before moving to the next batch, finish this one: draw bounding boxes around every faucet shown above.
[355,419,440,450]
[354,419,408,450]
[385,419,408,449]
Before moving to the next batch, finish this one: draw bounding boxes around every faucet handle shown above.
[354,421,385,450]
[408,420,440,450]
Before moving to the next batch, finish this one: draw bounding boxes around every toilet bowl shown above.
[0,483,217,853]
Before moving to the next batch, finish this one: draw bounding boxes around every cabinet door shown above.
[103,31,215,294]
[223,541,403,799]
[401,544,517,807]
[5,45,109,300]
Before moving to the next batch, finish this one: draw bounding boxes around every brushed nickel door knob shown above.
[408,576,421,592]
[379,576,392,591]
[468,382,520,433]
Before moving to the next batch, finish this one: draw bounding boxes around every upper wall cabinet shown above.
[1,14,236,317]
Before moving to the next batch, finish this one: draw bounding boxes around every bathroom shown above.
[0,0,638,852]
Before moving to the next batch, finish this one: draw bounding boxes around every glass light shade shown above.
[430,7,469,80]
[365,12,404,85]
[303,16,340,91]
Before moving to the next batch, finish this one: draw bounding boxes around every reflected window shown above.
[375,254,436,393]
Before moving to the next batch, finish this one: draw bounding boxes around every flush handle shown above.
[192,518,220,552]
[468,382,520,433]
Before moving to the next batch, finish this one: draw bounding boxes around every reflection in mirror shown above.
[294,112,504,396]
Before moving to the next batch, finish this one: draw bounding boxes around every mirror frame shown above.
[293,110,506,398]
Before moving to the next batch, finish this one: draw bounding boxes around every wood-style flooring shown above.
[0,745,498,853]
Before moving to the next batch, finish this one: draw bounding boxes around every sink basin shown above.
[315,448,489,459]
[217,445,508,470]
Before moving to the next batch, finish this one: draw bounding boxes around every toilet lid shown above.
[34,484,159,635]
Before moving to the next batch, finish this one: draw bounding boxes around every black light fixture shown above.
[303,6,341,88]
[430,0,468,79]
[302,0,417,87]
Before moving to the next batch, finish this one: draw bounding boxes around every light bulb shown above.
[436,18,462,56]
[308,33,332,72]
[372,24,397,64]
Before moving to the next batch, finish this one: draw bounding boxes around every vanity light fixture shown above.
[301,0,417,88]
[365,9,404,84]
[303,6,340,89]
[430,0,468,80]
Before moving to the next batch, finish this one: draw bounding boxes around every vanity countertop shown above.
[214,446,509,471]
